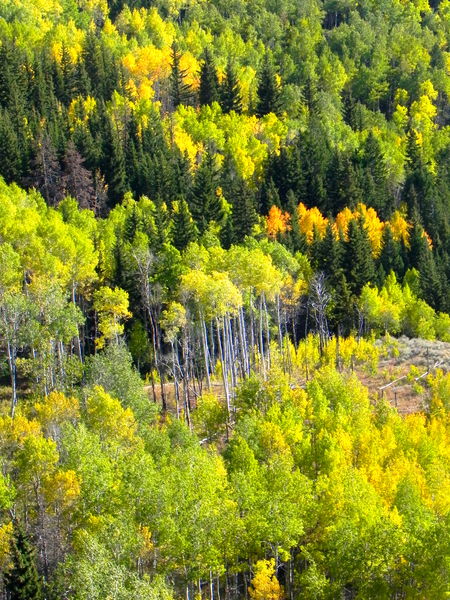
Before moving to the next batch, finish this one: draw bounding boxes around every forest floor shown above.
[149,337,450,418]
[360,336,450,414]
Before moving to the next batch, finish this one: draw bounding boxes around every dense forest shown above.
[1,0,450,597]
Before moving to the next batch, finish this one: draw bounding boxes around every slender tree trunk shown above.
[201,315,211,389]
[7,341,17,418]
[216,318,231,418]
[258,296,266,380]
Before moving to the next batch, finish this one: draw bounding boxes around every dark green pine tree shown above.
[102,116,129,208]
[326,150,362,214]
[344,218,376,295]
[360,131,390,219]
[419,247,444,310]
[259,177,281,215]
[57,41,77,105]
[256,52,281,117]
[189,152,224,233]
[407,219,429,271]
[316,222,344,283]
[231,179,258,242]
[220,214,234,249]
[82,31,105,99]
[153,197,171,248]
[199,48,219,106]
[220,59,242,114]
[171,198,198,250]
[378,224,404,279]
[329,271,353,333]
[170,149,193,200]
[0,109,22,182]
[295,120,330,211]
[169,42,192,109]
[4,525,43,600]
[124,203,140,242]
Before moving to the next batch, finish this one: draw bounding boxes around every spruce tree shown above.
[199,48,219,106]
[220,59,242,114]
[29,132,62,206]
[326,150,362,214]
[378,225,404,278]
[316,222,344,283]
[171,199,197,250]
[4,525,43,600]
[360,132,390,219]
[256,52,281,117]
[102,116,128,208]
[189,152,224,233]
[344,218,376,295]
[169,42,192,109]
[0,109,22,182]
[231,179,258,242]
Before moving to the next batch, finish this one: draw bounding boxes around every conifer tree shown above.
[231,180,258,242]
[378,225,404,278]
[220,59,242,114]
[172,199,198,250]
[360,132,390,219]
[327,150,362,214]
[4,525,43,600]
[169,42,192,109]
[199,48,219,106]
[317,222,344,281]
[102,117,128,208]
[189,152,224,233]
[344,218,376,295]
[0,110,22,182]
[29,133,62,206]
[256,52,281,117]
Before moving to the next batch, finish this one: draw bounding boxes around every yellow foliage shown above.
[297,203,328,242]
[249,559,284,600]
[0,522,13,572]
[43,469,81,513]
[389,210,411,245]
[266,206,291,239]
[34,391,80,429]
[86,386,138,444]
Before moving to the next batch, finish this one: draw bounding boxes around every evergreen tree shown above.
[171,199,197,250]
[220,59,242,114]
[102,116,128,208]
[360,132,390,219]
[231,179,258,242]
[199,48,219,106]
[29,133,62,206]
[316,222,344,282]
[259,177,281,215]
[169,42,192,109]
[4,524,43,600]
[378,225,404,278]
[327,150,362,214]
[189,152,224,233]
[256,52,281,117]
[295,121,330,211]
[343,218,376,295]
[0,109,22,182]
